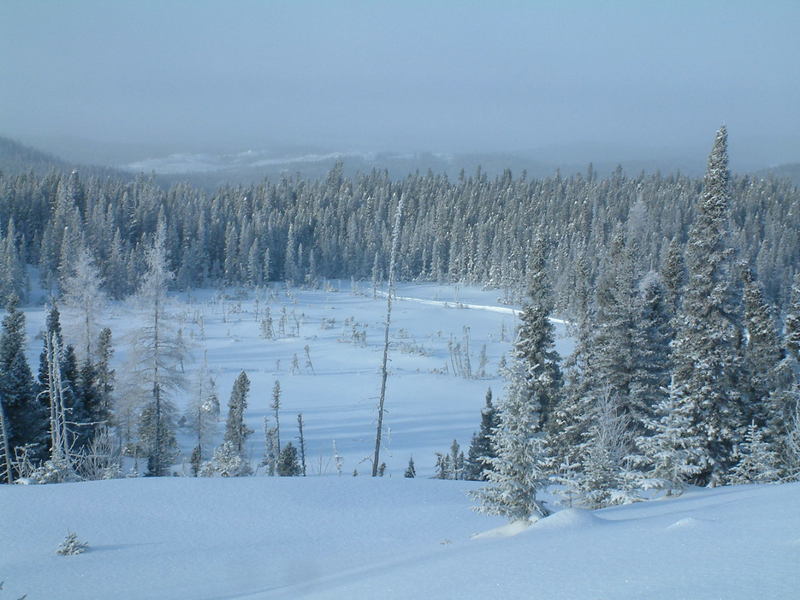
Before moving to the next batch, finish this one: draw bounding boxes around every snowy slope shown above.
[2,477,798,599]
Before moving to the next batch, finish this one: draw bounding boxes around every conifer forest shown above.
[2,3,799,598]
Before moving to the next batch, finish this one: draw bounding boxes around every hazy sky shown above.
[2,0,799,157]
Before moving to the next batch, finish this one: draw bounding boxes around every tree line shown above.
[461,128,800,521]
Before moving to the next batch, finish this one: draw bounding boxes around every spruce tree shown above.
[404,456,416,478]
[0,296,46,463]
[130,224,185,476]
[668,126,746,486]
[277,441,301,476]
[629,272,672,434]
[465,388,499,481]
[224,371,253,456]
[730,422,781,484]
[512,239,561,430]
[741,267,791,430]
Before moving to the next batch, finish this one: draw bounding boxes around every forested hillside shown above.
[0,140,797,314]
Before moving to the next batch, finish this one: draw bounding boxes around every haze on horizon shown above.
[1,0,799,167]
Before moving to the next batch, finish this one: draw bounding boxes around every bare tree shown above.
[372,194,404,476]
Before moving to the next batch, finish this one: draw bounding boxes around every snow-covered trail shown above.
[382,290,570,326]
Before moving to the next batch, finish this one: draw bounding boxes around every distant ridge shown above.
[0,135,130,179]
[755,163,800,187]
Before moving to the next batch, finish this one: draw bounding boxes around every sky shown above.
[1,0,799,161]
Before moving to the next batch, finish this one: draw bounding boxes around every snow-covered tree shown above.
[472,366,551,521]
[183,357,219,461]
[635,379,705,496]
[404,456,416,478]
[628,272,672,434]
[128,224,186,476]
[224,371,253,457]
[0,296,46,464]
[742,267,792,430]
[465,388,499,481]
[61,248,106,362]
[730,421,781,484]
[202,440,250,477]
[668,126,746,486]
[576,389,637,508]
[277,441,301,476]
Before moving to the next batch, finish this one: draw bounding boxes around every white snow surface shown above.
[5,282,798,597]
[22,281,572,478]
[2,478,798,599]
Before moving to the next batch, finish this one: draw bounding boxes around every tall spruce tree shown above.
[0,296,46,463]
[668,126,746,486]
[130,224,185,476]
[473,245,558,521]
[224,371,253,456]
[465,388,500,481]
[741,267,791,431]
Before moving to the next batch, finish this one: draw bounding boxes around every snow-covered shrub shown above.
[57,532,88,555]
[201,441,251,477]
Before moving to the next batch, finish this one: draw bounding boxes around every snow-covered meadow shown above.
[20,281,571,478]
[4,281,798,599]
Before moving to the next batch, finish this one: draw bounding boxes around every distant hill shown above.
[0,136,69,174]
[755,163,800,187]
[0,135,130,179]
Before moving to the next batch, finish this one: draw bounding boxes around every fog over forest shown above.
[1,1,798,173]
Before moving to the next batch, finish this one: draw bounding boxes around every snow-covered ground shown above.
[21,281,572,477]
[4,282,798,598]
[2,476,797,599]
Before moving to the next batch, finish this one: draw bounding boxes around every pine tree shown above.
[465,388,499,481]
[628,272,672,434]
[184,359,218,462]
[550,255,592,466]
[741,267,791,430]
[271,379,281,454]
[129,224,185,476]
[61,248,106,362]
[636,384,705,496]
[224,371,253,456]
[94,328,115,431]
[0,296,47,463]
[730,422,781,484]
[576,389,637,508]
[404,456,416,478]
[661,236,685,317]
[512,239,562,430]
[472,368,551,521]
[277,441,301,476]
[206,440,250,477]
[591,230,638,412]
[785,273,800,364]
[296,413,307,476]
[668,126,746,486]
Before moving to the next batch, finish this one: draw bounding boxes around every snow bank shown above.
[2,478,798,599]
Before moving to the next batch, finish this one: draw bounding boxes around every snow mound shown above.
[666,516,715,530]
[471,519,532,539]
[532,508,606,531]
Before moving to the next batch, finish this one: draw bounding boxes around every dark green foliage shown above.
[190,445,202,477]
[0,296,46,462]
[224,371,253,455]
[665,127,746,486]
[276,441,301,476]
[465,389,499,481]
[140,397,178,477]
[404,456,416,478]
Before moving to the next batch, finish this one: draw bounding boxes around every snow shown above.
[5,282,797,597]
[2,478,798,598]
[20,282,573,478]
